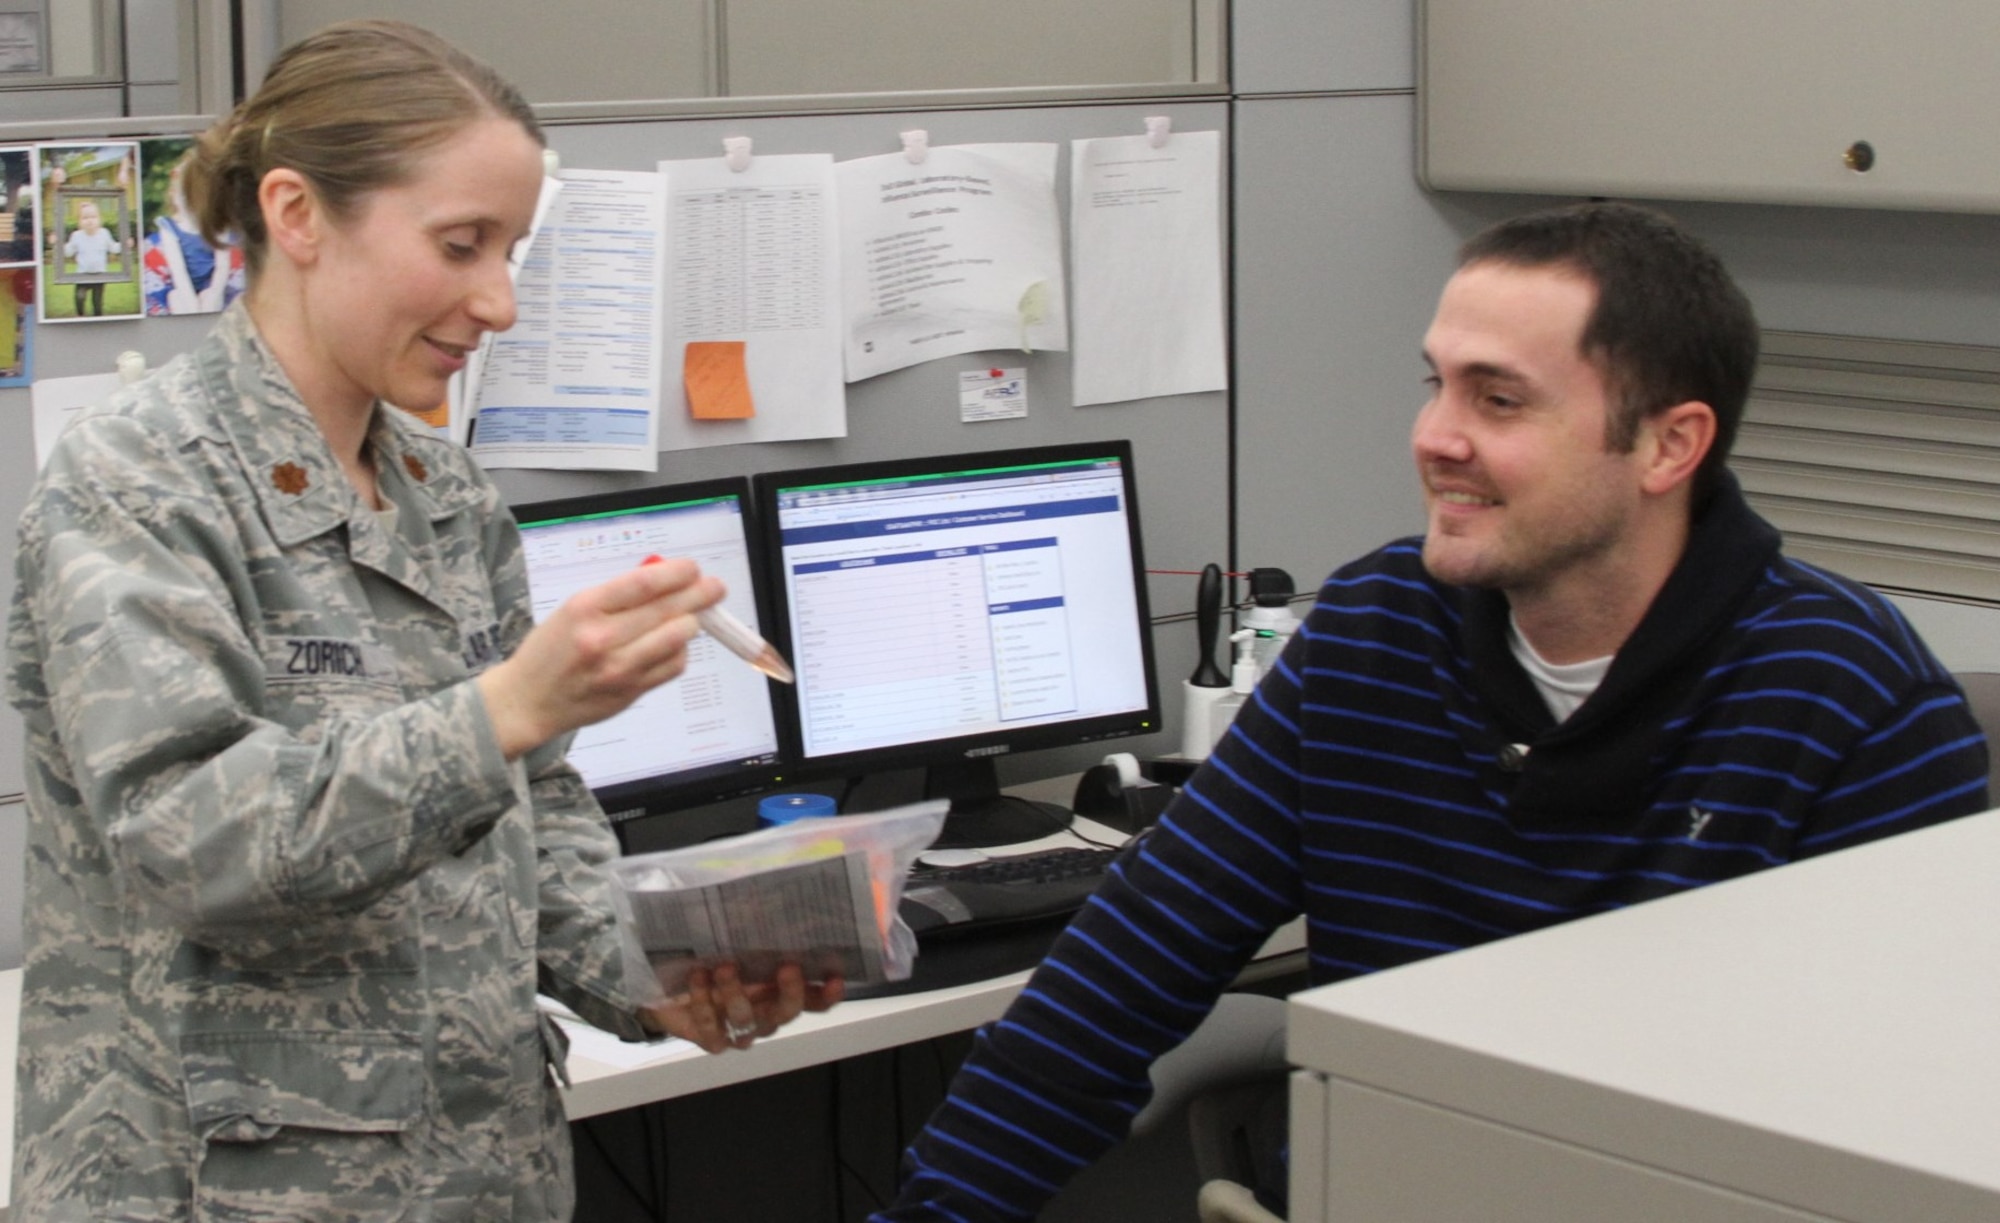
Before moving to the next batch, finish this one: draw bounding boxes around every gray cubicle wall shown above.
[0,99,1233,805]
[510,100,1234,787]
[0,100,1232,971]
[1230,0,2000,683]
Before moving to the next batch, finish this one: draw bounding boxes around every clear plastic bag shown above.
[604,799,947,1002]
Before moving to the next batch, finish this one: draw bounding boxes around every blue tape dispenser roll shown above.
[758,793,838,826]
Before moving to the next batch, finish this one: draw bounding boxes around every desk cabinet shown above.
[1421,1,2000,213]
[1286,809,2000,1222]
[1292,1072,1836,1221]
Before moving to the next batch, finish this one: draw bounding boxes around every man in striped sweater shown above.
[875,202,1990,1221]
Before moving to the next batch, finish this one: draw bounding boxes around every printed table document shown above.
[656,152,846,451]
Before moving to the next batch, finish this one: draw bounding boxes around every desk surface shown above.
[0,794,1307,1214]
[1288,807,2000,1223]
[561,805,1305,1116]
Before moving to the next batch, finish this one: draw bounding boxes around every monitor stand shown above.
[922,757,1074,850]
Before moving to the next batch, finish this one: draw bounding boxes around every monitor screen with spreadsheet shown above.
[512,477,785,822]
[756,441,1160,848]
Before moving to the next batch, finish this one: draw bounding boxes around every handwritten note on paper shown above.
[685,341,756,419]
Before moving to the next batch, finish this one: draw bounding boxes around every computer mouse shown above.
[917,848,991,869]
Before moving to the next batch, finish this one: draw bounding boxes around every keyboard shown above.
[898,846,1119,937]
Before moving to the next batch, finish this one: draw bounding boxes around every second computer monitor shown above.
[758,441,1160,847]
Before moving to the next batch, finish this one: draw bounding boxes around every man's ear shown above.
[1639,400,1717,496]
[258,167,321,268]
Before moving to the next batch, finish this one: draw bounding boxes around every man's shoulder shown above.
[1734,552,1954,686]
[1302,538,1460,630]
[1751,552,1919,632]
[1322,536,1435,587]
[1311,538,1456,612]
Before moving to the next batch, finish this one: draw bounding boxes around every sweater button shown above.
[1497,743,1530,773]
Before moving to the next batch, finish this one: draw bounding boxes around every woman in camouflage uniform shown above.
[7,21,837,1221]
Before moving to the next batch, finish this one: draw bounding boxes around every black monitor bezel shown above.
[509,475,789,822]
[752,439,1162,797]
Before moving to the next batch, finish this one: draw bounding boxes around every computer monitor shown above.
[512,476,786,824]
[756,441,1160,848]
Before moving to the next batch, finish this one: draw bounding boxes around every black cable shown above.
[831,1059,890,1218]
[1152,596,1263,626]
[573,1116,658,1218]
[1061,822,1124,850]
[930,1035,957,1092]
[644,1104,671,1222]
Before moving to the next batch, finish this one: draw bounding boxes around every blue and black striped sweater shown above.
[879,480,1990,1222]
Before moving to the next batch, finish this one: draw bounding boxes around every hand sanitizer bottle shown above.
[1203,629,1258,749]
[1241,567,1300,680]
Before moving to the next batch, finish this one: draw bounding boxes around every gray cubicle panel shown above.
[518,100,1232,786]
[1231,90,1554,594]
[0,311,220,804]
[1233,0,1414,95]
[0,99,1232,802]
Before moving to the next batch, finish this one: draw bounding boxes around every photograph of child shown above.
[38,142,141,322]
[139,136,244,316]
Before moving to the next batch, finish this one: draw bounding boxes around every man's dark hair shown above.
[1458,202,1759,505]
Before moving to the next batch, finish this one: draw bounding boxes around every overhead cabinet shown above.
[1420,1,2000,213]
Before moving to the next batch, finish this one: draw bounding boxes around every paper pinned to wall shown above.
[959,365,1028,422]
[837,143,1068,382]
[447,174,565,444]
[655,152,845,451]
[30,370,118,469]
[1068,130,1227,407]
[468,169,665,472]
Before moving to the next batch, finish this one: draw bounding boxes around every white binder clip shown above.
[900,129,929,165]
[542,149,561,178]
[1145,116,1172,149]
[724,136,754,174]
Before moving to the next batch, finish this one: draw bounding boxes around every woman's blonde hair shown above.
[183,20,542,276]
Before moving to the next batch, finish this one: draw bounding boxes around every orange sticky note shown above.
[684,341,755,420]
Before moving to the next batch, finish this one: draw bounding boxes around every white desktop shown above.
[0,783,1306,1220]
[1286,806,2000,1223]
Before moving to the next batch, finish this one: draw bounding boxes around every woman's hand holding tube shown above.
[477,556,724,760]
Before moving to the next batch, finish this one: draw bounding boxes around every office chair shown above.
[1952,671,2000,802]
[1130,993,1291,1223]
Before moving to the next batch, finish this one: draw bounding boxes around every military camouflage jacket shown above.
[7,303,649,1221]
